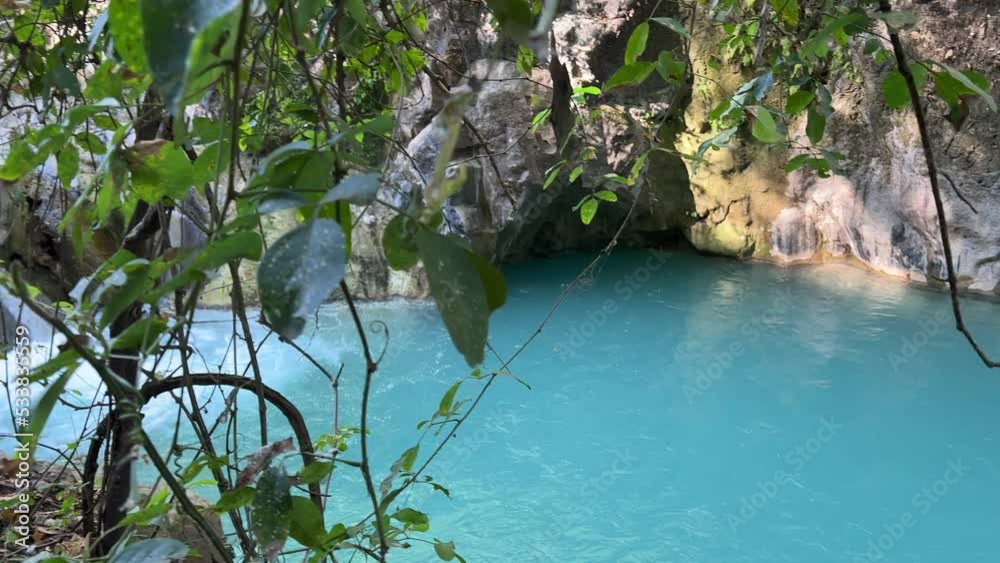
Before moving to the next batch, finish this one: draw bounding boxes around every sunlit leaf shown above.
[751,107,784,143]
[580,198,599,225]
[625,22,649,65]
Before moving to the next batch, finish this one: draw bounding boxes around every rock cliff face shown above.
[350,0,1000,297]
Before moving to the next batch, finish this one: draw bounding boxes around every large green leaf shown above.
[625,22,649,65]
[938,63,996,111]
[382,214,419,271]
[484,0,533,41]
[392,507,430,532]
[213,487,255,513]
[100,264,153,329]
[806,105,826,145]
[57,144,79,187]
[140,0,240,114]
[321,173,381,205]
[109,0,148,73]
[145,231,263,301]
[785,90,815,115]
[604,62,657,91]
[258,219,346,339]
[288,496,326,549]
[128,142,195,203]
[882,69,910,110]
[251,467,292,559]
[416,230,490,366]
[579,198,599,225]
[751,107,784,143]
[109,538,189,563]
[769,0,800,27]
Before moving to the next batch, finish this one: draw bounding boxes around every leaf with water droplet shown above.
[258,219,346,339]
[251,466,292,560]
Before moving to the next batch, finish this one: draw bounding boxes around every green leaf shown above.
[119,501,171,527]
[57,145,79,187]
[650,17,690,38]
[543,162,563,189]
[147,231,263,301]
[128,143,194,203]
[693,127,738,161]
[74,132,106,155]
[258,219,346,339]
[785,90,815,115]
[288,496,326,549]
[100,265,153,329]
[466,251,506,312]
[573,86,601,96]
[580,198,599,225]
[392,508,430,532]
[785,154,811,173]
[109,0,148,73]
[0,141,41,181]
[516,44,534,74]
[801,11,871,59]
[484,0,533,41]
[568,165,584,183]
[880,10,918,30]
[769,0,800,27]
[911,64,929,91]
[382,214,420,271]
[113,317,168,352]
[141,0,239,114]
[416,230,490,366]
[435,541,457,561]
[604,62,657,91]
[882,69,910,110]
[594,190,618,202]
[400,445,419,472]
[656,51,685,82]
[299,462,334,485]
[321,173,381,205]
[214,487,255,513]
[806,105,826,145]
[625,22,649,65]
[24,352,80,460]
[251,467,292,558]
[938,63,996,111]
[257,190,310,214]
[110,538,189,563]
[751,107,784,143]
[438,382,461,416]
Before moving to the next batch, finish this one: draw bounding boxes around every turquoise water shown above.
[21,251,1000,562]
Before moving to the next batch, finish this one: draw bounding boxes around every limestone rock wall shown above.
[349,0,1000,298]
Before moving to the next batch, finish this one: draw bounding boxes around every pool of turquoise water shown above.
[23,251,1000,562]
